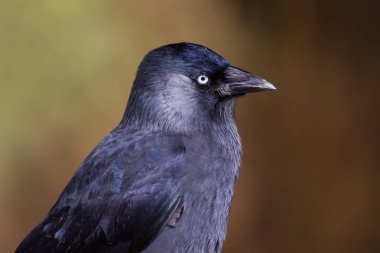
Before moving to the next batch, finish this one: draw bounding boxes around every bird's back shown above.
[16,128,187,253]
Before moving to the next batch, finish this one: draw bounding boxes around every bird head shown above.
[122,42,275,132]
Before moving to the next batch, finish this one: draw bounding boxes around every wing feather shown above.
[16,131,186,253]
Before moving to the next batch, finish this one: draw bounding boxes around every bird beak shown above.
[223,66,276,96]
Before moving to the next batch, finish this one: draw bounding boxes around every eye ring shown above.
[197,75,209,85]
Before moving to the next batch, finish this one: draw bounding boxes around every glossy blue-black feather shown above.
[168,43,229,73]
[16,129,186,253]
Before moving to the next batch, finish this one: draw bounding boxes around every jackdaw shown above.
[16,42,275,253]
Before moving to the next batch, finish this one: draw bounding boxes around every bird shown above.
[16,42,275,253]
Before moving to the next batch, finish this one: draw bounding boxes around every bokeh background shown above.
[1,1,379,252]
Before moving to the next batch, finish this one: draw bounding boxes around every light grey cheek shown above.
[163,74,199,117]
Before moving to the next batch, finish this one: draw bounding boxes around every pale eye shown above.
[197,75,209,85]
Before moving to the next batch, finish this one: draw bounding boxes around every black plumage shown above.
[16,42,275,253]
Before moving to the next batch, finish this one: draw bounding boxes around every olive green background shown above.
[1,1,379,252]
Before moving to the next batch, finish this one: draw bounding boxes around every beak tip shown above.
[257,79,276,91]
[264,81,276,91]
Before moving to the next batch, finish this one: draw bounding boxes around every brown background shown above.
[0,1,379,252]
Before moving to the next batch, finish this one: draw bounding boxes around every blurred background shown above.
[1,1,379,252]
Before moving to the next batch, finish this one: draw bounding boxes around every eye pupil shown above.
[197,75,209,85]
